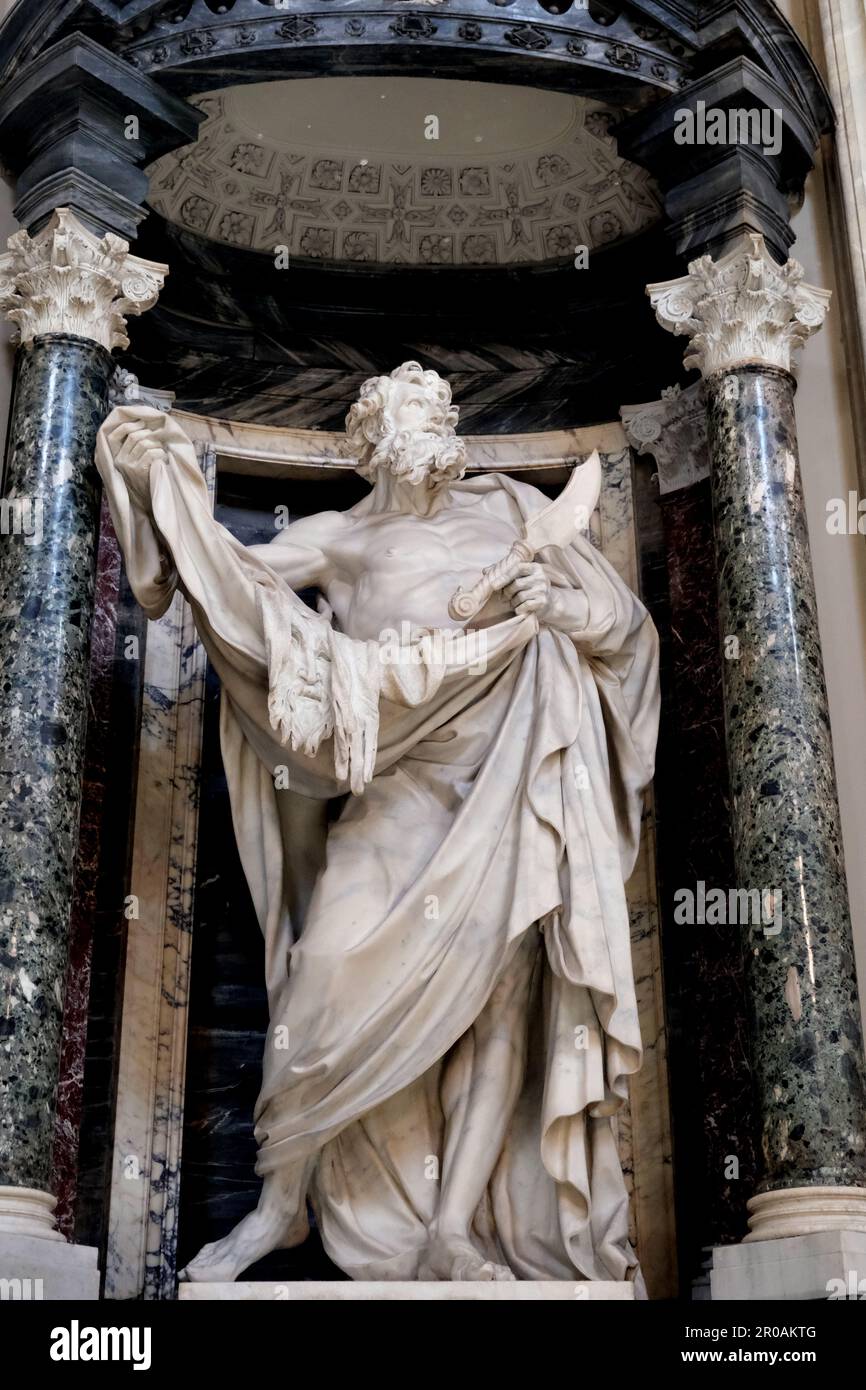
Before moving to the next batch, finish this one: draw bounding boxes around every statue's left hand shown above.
[107,419,169,511]
[502,562,561,622]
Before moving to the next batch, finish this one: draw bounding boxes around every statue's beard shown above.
[367,429,466,487]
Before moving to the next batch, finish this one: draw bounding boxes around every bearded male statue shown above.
[96,362,659,1288]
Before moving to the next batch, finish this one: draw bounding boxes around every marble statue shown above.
[95,362,659,1287]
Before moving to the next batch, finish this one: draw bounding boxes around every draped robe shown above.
[96,407,660,1286]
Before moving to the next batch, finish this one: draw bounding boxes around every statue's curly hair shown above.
[345,362,460,479]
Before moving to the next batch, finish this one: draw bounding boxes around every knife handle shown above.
[448,539,534,621]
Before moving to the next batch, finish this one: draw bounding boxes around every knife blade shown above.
[448,449,602,622]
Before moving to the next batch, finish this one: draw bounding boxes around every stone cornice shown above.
[616,55,823,261]
[3,2,694,96]
[0,1,835,150]
[0,2,834,132]
[0,31,202,238]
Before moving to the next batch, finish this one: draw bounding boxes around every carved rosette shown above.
[646,233,831,377]
[0,208,168,352]
[620,381,708,494]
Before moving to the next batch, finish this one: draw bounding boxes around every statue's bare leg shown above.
[180,1157,314,1283]
[419,931,538,1281]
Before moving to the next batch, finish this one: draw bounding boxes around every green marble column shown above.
[0,333,112,1194]
[649,234,866,1241]
[0,210,165,1235]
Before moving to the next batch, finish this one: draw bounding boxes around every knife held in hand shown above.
[448,449,602,622]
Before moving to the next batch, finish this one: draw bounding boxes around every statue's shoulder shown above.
[455,470,547,520]
[269,508,349,548]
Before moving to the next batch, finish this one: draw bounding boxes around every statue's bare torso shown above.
[256,485,523,640]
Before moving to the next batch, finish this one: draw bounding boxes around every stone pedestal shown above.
[712,1230,866,1301]
[178,1281,636,1302]
[0,1237,99,1300]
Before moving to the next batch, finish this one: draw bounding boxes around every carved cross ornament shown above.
[646,233,831,377]
[0,208,168,352]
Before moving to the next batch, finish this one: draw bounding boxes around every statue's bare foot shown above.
[179,1207,309,1283]
[418,1232,516,1282]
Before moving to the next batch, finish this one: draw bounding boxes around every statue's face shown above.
[387,379,436,438]
[345,363,466,487]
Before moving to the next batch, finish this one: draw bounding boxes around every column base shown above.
[0,1186,64,1241]
[0,1186,100,1299]
[179,1280,635,1302]
[745,1186,866,1240]
[711,1230,866,1300]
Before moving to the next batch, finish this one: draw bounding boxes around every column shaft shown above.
[0,210,165,1228]
[707,364,866,1193]
[649,234,866,1241]
[0,334,113,1190]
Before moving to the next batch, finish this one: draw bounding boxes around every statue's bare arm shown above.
[246,512,347,592]
[104,417,348,594]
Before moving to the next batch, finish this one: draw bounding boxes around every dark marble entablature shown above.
[0,0,832,142]
[0,30,202,238]
[3,1,693,99]
[111,7,689,107]
[0,4,833,241]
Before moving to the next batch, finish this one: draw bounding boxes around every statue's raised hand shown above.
[106,416,169,511]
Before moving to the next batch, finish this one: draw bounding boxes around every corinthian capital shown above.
[646,233,831,377]
[0,208,167,352]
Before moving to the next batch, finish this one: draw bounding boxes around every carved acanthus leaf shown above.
[646,233,831,377]
[0,209,167,351]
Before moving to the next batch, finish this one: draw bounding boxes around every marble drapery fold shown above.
[95,406,659,1285]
